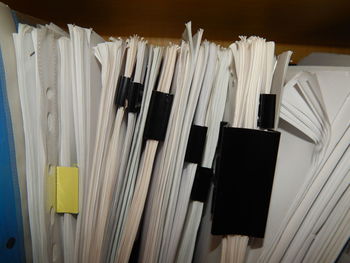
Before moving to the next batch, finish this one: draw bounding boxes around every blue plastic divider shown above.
[0,45,25,262]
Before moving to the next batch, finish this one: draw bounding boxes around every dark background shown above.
[4,0,350,47]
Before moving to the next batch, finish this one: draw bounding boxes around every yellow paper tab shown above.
[56,166,79,214]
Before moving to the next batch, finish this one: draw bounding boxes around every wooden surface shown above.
[3,0,350,48]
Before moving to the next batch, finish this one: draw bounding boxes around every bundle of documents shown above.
[6,4,349,262]
[176,45,230,263]
[260,67,350,263]
[14,24,64,263]
[217,36,284,263]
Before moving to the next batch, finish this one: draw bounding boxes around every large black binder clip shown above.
[212,94,280,238]
[211,127,280,238]
[144,90,174,141]
[184,125,208,164]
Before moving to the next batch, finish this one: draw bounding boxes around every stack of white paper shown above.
[85,36,137,262]
[57,36,77,263]
[229,37,276,128]
[217,36,279,263]
[116,43,179,263]
[17,17,349,263]
[82,39,125,263]
[156,30,208,263]
[176,46,231,263]
[137,23,203,263]
[64,25,104,263]
[163,41,215,263]
[14,24,64,263]
[260,68,350,263]
[107,45,161,263]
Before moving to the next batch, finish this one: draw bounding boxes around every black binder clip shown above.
[191,167,213,203]
[144,90,174,141]
[211,94,280,238]
[127,82,144,113]
[115,76,131,108]
[258,94,276,129]
[184,125,208,164]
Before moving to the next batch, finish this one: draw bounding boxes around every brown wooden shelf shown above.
[4,0,350,62]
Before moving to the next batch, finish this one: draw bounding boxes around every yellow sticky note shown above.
[56,166,79,214]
